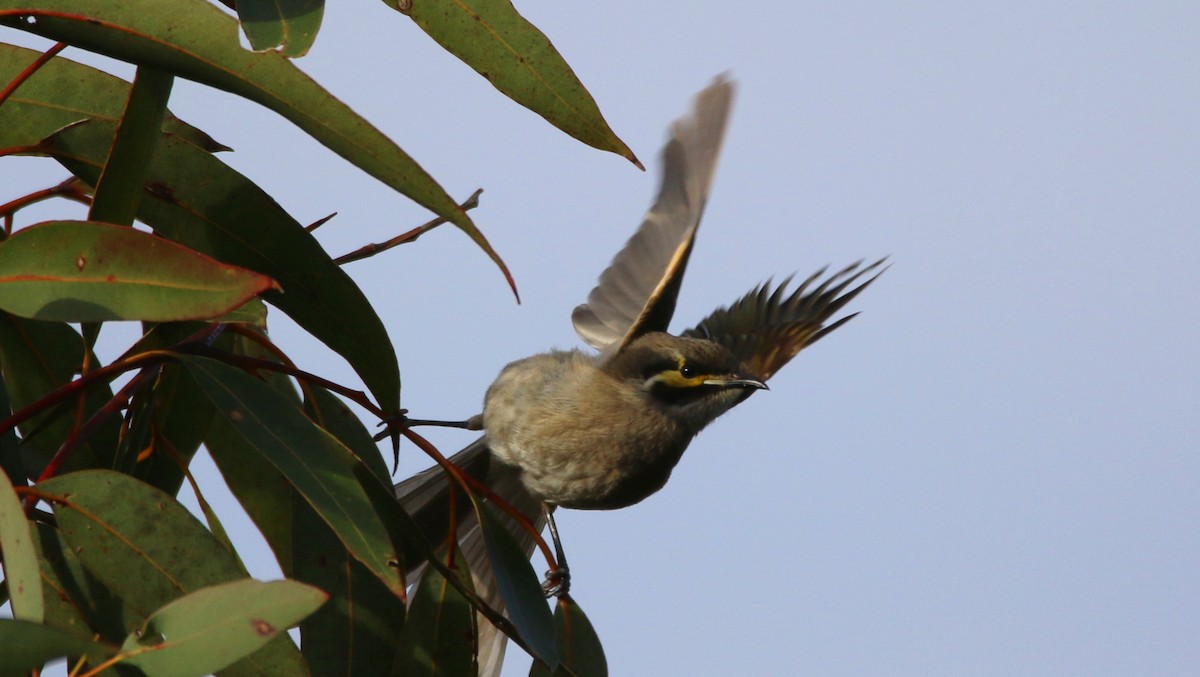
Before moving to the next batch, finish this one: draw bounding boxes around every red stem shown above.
[0,41,65,107]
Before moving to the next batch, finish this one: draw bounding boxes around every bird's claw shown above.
[541,567,571,598]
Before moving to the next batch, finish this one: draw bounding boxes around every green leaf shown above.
[0,220,281,323]
[303,384,391,487]
[0,43,228,151]
[217,298,269,327]
[529,597,607,677]
[473,500,558,670]
[0,314,120,474]
[237,0,324,57]
[392,546,476,677]
[137,362,215,496]
[392,0,639,167]
[38,470,250,613]
[0,367,26,486]
[88,67,174,226]
[183,355,406,598]
[31,522,134,643]
[37,118,402,414]
[35,470,309,675]
[2,0,515,290]
[206,414,294,575]
[0,618,116,675]
[0,466,42,621]
[120,579,327,677]
[293,496,406,674]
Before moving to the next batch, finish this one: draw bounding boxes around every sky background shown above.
[4,2,1199,675]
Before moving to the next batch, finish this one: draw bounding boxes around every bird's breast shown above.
[483,350,695,509]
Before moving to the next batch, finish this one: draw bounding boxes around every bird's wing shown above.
[682,258,887,381]
[572,75,735,353]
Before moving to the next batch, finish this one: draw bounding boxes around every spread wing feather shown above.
[572,75,735,353]
[683,258,887,380]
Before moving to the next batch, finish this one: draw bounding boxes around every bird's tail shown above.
[395,437,545,677]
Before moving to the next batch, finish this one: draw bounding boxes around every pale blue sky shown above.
[4,2,1198,675]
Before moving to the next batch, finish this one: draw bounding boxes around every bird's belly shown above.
[498,432,689,510]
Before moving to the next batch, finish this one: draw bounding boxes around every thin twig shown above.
[304,212,337,232]
[25,366,161,512]
[174,342,384,419]
[0,177,92,225]
[334,188,482,265]
[0,350,172,438]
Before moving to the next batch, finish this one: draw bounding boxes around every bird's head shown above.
[603,332,767,431]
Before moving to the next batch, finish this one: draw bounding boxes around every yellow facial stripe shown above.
[649,351,709,388]
[651,369,707,388]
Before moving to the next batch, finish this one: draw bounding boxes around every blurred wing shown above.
[572,75,735,353]
[683,258,887,380]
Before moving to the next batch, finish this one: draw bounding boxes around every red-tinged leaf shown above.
[1,0,515,293]
[0,220,280,323]
[35,118,402,414]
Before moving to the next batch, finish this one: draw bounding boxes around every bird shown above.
[395,74,884,677]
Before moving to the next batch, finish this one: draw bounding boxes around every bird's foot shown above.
[541,567,571,598]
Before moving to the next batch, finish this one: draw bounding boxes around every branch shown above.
[334,188,483,265]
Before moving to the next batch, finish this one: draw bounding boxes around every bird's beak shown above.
[703,373,768,391]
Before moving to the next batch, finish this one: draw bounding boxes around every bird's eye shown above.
[678,363,696,379]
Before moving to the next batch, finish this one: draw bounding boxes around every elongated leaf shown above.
[183,355,405,598]
[0,466,42,621]
[303,384,391,487]
[393,0,639,167]
[392,546,476,676]
[121,579,327,677]
[106,322,214,494]
[528,597,607,677]
[0,368,25,485]
[36,119,402,413]
[88,67,174,226]
[0,220,280,323]
[31,522,133,643]
[473,500,558,669]
[36,470,309,675]
[0,43,227,151]
[293,495,406,674]
[237,0,324,57]
[218,298,269,327]
[0,618,116,675]
[38,470,250,611]
[137,363,215,496]
[1,0,514,290]
[207,414,294,575]
[0,314,119,474]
